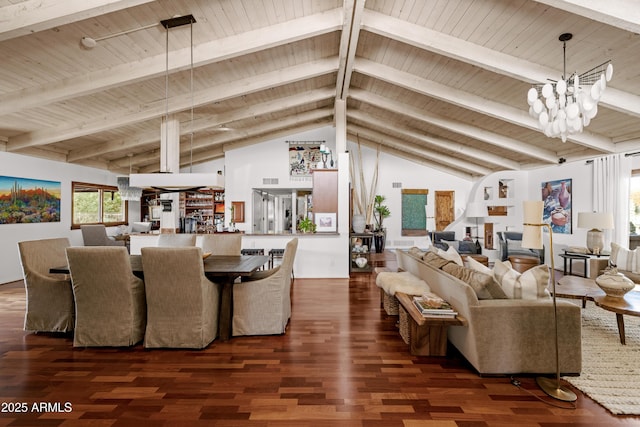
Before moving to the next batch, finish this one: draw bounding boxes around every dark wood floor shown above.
[1,251,639,426]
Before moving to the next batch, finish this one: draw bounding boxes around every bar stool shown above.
[241,248,265,270]
[269,248,294,280]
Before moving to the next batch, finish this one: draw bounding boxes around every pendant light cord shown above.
[164,24,170,173]
[189,20,194,173]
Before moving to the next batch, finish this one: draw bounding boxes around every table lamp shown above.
[522,200,577,402]
[577,212,614,255]
[466,202,486,252]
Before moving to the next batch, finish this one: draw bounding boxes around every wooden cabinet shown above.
[231,201,245,223]
[312,169,338,230]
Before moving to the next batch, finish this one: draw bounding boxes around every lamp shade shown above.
[577,212,614,230]
[522,200,544,249]
[466,202,486,218]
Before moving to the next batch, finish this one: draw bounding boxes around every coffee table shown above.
[593,292,640,345]
[555,275,604,308]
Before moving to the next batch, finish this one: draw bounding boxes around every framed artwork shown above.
[401,189,428,236]
[288,140,324,178]
[0,175,61,224]
[315,212,336,232]
[541,178,572,234]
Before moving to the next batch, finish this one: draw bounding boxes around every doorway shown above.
[434,191,454,231]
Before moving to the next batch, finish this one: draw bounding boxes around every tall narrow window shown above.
[72,182,128,228]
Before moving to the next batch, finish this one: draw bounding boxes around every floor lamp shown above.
[522,201,577,402]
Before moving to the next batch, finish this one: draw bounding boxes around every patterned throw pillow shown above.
[465,256,508,299]
[441,263,506,300]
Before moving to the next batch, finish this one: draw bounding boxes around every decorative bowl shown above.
[595,267,635,298]
[551,208,568,226]
[354,257,368,268]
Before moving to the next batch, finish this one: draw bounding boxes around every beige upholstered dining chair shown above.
[156,233,197,247]
[200,233,242,255]
[66,246,146,347]
[232,238,298,336]
[80,224,125,247]
[141,247,220,348]
[17,238,75,333]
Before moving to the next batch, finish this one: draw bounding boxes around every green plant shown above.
[373,195,390,232]
[298,217,316,233]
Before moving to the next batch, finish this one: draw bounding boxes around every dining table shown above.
[51,254,269,341]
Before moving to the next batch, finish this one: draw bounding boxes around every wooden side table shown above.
[465,254,488,266]
[508,255,539,273]
[395,292,466,356]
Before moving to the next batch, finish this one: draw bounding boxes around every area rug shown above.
[563,301,640,415]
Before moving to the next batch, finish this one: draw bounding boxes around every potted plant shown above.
[298,217,316,233]
[373,195,390,252]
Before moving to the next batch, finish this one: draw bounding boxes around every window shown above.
[630,171,640,235]
[72,182,128,228]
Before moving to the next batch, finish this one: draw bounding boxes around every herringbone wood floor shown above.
[1,251,639,426]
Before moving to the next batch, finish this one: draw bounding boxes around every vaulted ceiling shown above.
[1,0,639,180]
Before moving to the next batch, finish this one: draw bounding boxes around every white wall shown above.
[0,151,125,283]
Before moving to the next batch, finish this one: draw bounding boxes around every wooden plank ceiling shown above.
[1,0,639,180]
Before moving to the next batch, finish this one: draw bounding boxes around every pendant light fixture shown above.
[526,33,612,142]
[129,14,223,191]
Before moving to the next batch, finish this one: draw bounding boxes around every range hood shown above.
[129,172,224,191]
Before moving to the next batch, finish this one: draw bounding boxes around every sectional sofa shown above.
[395,248,582,376]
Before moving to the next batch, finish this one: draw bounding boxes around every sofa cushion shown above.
[435,246,464,266]
[375,271,430,296]
[423,251,453,269]
[441,239,459,250]
[408,246,427,259]
[465,256,508,299]
[494,262,550,299]
[610,242,640,274]
[441,263,504,300]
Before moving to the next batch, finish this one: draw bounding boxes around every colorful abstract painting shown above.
[288,141,324,178]
[0,176,61,224]
[541,178,572,234]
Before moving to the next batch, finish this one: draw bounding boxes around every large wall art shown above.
[401,188,428,236]
[0,176,61,224]
[541,178,572,234]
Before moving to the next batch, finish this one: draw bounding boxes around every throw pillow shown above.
[494,262,550,299]
[465,257,508,299]
[408,246,427,259]
[441,263,499,300]
[506,239,523,253]
[610,242,640,273]
[423,251,453,269]
[436,246,464,266]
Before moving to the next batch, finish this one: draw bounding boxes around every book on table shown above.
[413,294,457,317]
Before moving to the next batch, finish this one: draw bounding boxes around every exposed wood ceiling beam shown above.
[532,0,640,34]
[355,58,616,155]
[0,0,155,42]
[347,116,493,176]
[361,10,640,119]
[0,8,342,116]
[350,89,522,170]
[68,87,335,162]
[347,131,474,180]
[8,58,338,152]
[335,0,365,101]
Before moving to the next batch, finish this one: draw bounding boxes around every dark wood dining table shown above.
[51,254,269,341]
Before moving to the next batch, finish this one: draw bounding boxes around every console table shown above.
[395,292,466,356]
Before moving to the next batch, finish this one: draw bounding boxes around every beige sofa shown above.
[396,249,582,376]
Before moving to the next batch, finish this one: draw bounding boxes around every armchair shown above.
[497,231,544,263]
[232,238,298,336]
[66,246,146,347]
[141,247,220,348]
[81,224,125,247]
[430,231,479,254]
[17,238,75,332]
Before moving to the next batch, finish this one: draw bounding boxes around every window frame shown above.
[71,181,128,229]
